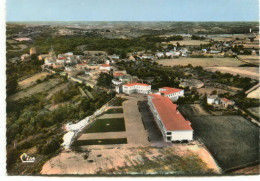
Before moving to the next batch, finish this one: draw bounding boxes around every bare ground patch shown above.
[41,144,220,175]
[157,58,244,67]
[8,78,62,101]
[18,72,52,90]
[205,67,260,80]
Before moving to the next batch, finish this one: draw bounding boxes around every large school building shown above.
[148,94,193,142]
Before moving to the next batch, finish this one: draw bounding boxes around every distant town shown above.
[6,21,259,175]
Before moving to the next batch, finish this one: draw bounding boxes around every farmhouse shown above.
[207,95,235,108]
[155,87,184,101]
[148,94,193,142]
[122,83,151,94]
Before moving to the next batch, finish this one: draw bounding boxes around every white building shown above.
[112,79,122,85]
[156,52,164,58]
[207,95,220,105]
[156,87,184,101]
[122,83,151,94]
[56,57,66,64]
[148,94,193,142]
[65,52,73,56]
[44,57,55,66]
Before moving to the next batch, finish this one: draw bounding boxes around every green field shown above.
[189,115,259,171]
[72,138,127,146]
[84,118,126,133]
[103,108,123,114]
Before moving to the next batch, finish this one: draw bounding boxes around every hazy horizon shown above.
[7,0,259,22]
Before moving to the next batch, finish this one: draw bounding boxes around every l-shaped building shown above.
[120,83,151,94]
[148,94,193,142]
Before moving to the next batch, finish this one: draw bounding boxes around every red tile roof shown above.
[159,87,183,95]
[149,94,192,131]
[124,83,150,87]
[114,73,124,77]
[101,64,110,67]
[57,57,66,60]
[222,98,230,103]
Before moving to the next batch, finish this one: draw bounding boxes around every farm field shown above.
[188,115,259,171]
[8,78,62,101]
[18,72,52,89]
[237,55,260,65]
[46,82,69,100]
[156,57,244,67]
[162,40,210,46]
[205,67,259,80]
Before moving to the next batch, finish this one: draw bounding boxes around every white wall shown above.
[170,130,193,141]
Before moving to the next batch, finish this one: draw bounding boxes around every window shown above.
[167,132,171,135]
[167,137,171,141]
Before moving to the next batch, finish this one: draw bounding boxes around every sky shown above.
[5,0,260,22]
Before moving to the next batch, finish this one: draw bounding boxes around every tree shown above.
[6,75,18,96]
[119,51,127,59]
[97,72,113,87]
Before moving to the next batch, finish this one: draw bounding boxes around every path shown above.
[98,113,124,119]
[78,132,127,140]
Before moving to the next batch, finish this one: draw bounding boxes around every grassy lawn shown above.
[111,97,127,106]
[189,115,259,171]
[84,118,126,133]
[103,108,123,114]
[72,138,127,146]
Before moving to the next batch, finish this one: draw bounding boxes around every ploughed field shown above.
[188,115,259,171]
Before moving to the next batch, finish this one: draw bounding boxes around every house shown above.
[115,85,123,93]
[76,63,88,69]
[38,54,50,61]
[56,57,66,64]
[221,98,235,108]
[202,49,207,53]
[86,64,100,70]
[207,95,220,105]
[118,74,133,84]
[112,79,122,85]
[21,54,31,61]
[113,70,127,77]
[52,63,64,70]
[111,54,120,60]
[148,94,193,142]
[44,57,55,66]
[156,52,164,58]
[65,52,73,57]
[156,87,184,101]
[122,83,151,94]
[100,64,112,71]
